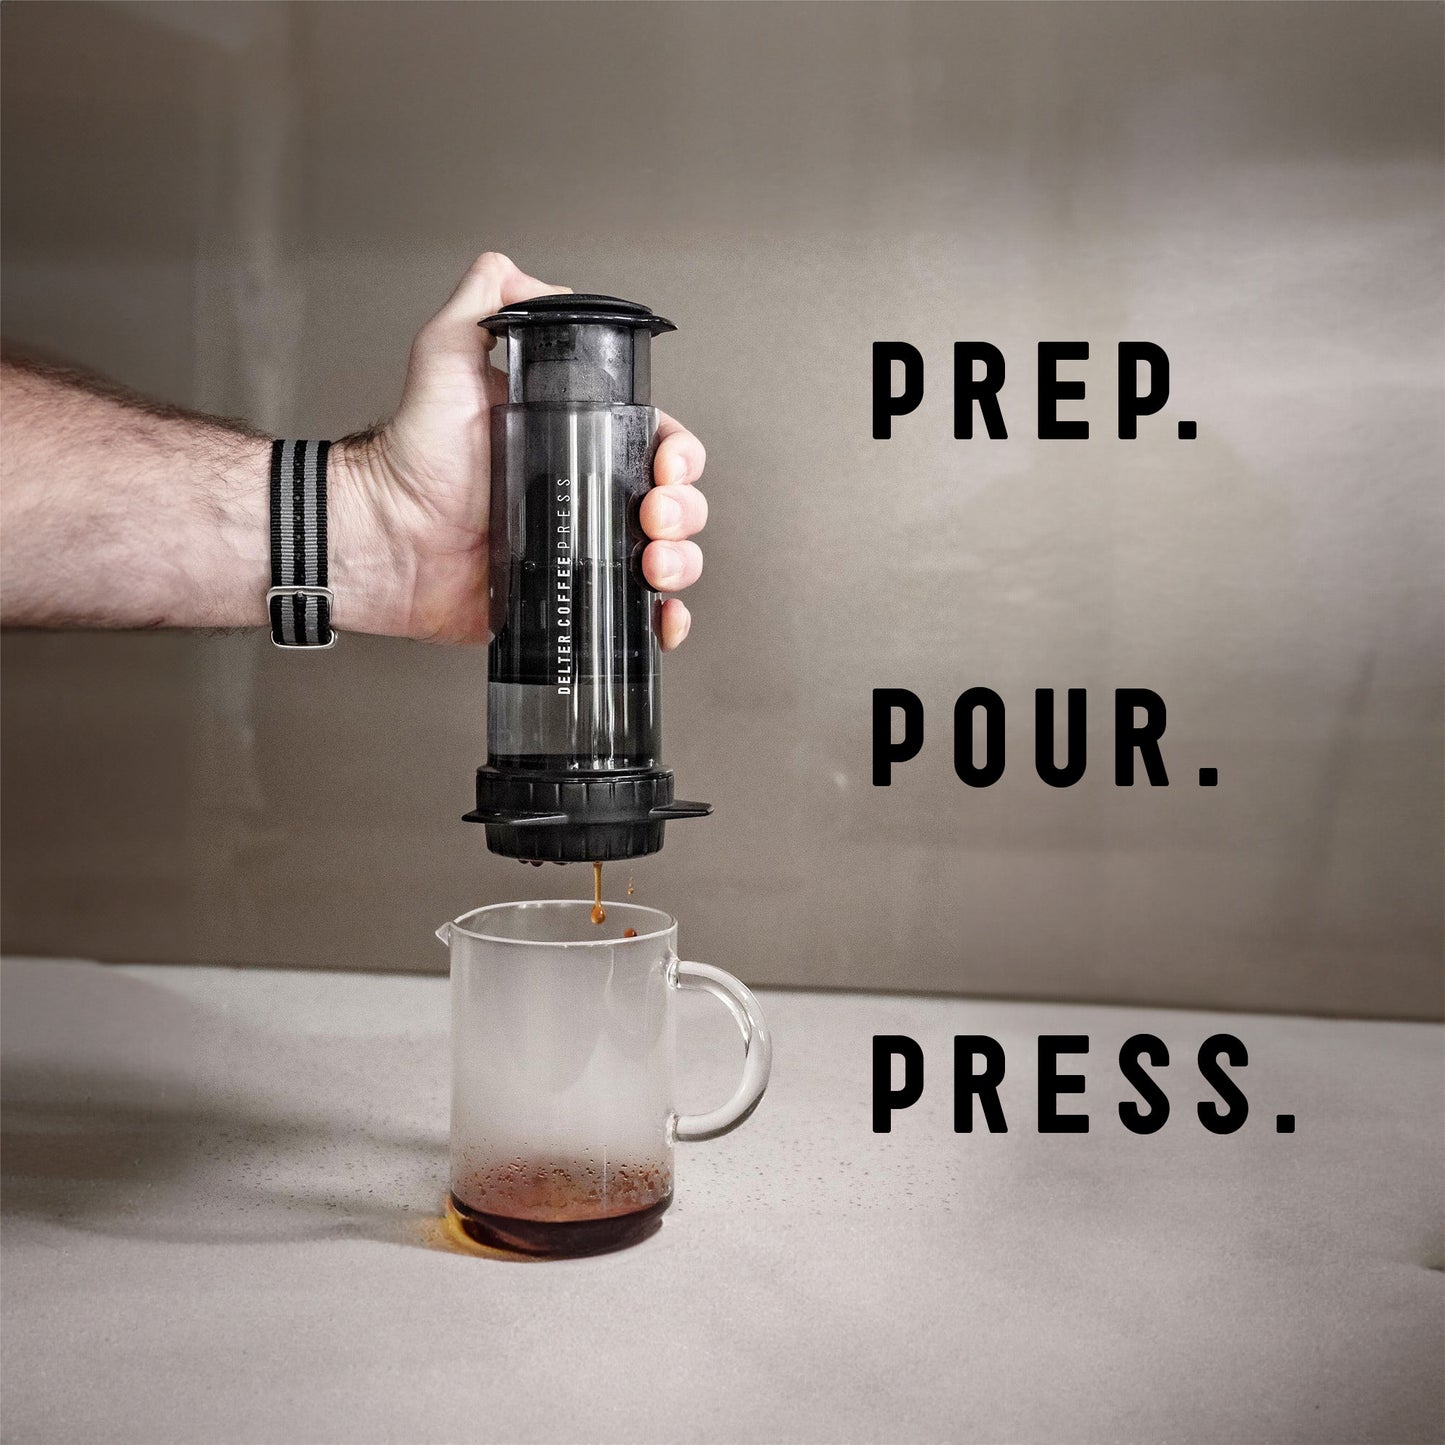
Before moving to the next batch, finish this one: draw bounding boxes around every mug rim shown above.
[447,899,677,948]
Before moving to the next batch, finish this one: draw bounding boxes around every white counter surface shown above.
[2,957,1441,1444]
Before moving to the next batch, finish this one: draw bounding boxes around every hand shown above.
[334,252,707,646]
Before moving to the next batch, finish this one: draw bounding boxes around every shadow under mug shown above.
[436,900,772,1257]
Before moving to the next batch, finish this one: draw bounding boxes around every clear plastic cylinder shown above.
[486,403,662,772]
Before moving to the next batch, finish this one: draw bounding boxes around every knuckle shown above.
[410,320,449,365]
[472,250,512,276]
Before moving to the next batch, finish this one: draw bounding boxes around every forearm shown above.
[0,354,410,635]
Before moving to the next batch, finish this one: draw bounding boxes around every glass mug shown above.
[436,900,771,1257]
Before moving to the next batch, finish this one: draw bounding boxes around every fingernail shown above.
[665,454,689,485]
[652,495,681,531]
[655,545,682,586]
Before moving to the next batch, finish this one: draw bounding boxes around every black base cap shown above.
[464,767,710,863]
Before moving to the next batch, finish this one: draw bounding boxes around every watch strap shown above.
[268,439,335,648]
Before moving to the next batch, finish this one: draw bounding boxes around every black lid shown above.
[480,293,675,337]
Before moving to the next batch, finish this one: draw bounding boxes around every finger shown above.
[642,539,703,592]
[639,482,707,541]
[653,412,706,486]
[659,598,692,652]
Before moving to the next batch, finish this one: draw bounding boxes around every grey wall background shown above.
[3,1,1441,1017]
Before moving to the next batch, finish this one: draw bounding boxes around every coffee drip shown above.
[589,862,637,937]
[590,861,606,926]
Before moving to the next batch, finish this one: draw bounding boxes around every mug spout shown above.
[435,922,452,947]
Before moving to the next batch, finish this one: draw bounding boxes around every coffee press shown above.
[465,295,709,862]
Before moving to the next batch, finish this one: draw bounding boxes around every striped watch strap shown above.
[267,439,335,649]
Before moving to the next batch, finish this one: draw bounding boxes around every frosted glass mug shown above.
[436,900,771,1257]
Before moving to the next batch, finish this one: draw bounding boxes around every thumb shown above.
[415,251,571,368]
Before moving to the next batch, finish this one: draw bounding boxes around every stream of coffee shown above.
[590,861,606,925]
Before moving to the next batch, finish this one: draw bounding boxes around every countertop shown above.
[2,957,1441,1444]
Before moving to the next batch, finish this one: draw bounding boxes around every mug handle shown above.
[670,961,773,1143]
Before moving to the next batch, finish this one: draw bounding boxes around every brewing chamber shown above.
[466,294,709,862]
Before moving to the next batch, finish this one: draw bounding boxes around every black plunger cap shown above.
[480,294,674,406]
[479,293,675,336]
